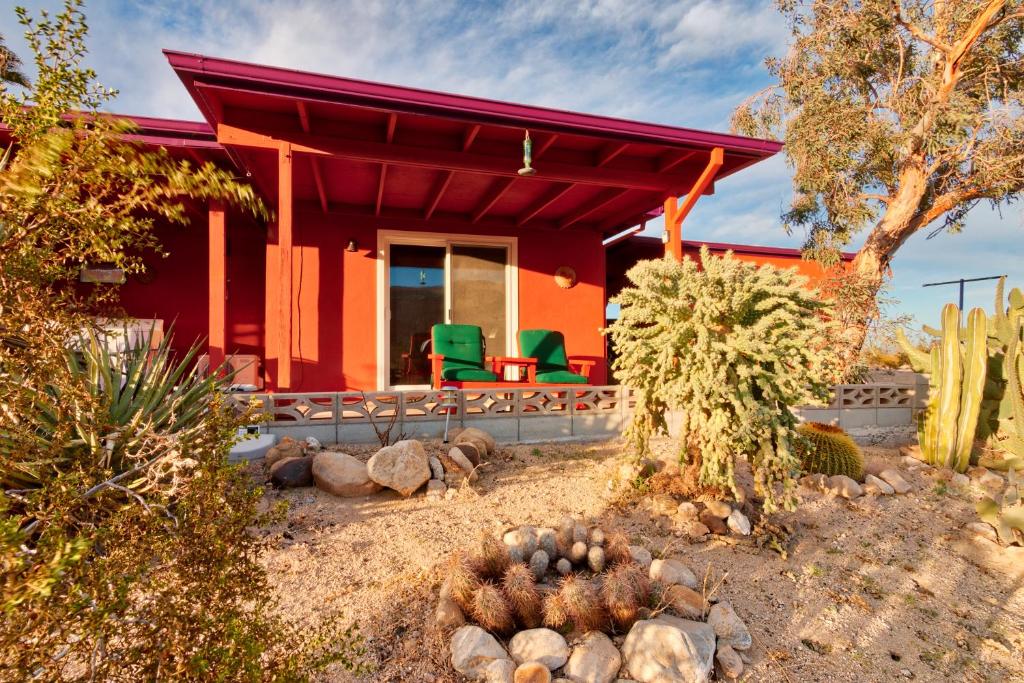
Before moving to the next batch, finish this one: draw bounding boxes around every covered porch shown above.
[164,51,781,392]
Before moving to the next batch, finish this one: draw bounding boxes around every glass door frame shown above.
[376,229,518,390]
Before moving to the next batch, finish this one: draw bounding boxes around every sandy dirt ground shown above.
[256,437,1024,682]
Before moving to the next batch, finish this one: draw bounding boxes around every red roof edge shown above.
[608,234,856,262]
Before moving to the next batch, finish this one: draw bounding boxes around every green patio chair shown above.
[428,324,499,388]
[517,329,595,384]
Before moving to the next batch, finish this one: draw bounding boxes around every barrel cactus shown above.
[795,422,864,480]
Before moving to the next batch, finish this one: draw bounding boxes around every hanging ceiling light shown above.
[517,129,537,176]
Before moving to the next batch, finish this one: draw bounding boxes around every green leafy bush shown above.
[608,247,838,511]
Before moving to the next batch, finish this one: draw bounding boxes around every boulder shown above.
[563,631,621,683]
[675,502,699,521]
[715,644,744,680]
[264,435,304,467]
[704,500,732,519]
[367,439,431,496]
[269,456,313,488]
[650,558,698,590]
[429,456,445,480]
[699,509,729,535]
[727,510,751,536]
[621,615,715,683]
[508,628,570,669]
[312,452,382,497]
[863,473,895,496]
[456,426,496,455]
[442,446,478,480]
[878,469,912,494]
[661,585,708,619]
[826,475,863,499]
[451,625,512,680]
[629,545,653,569]
[514,662,551,683]
[707,601,751,651]
[456,441,483,467]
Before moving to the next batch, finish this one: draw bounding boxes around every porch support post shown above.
[208,200,227,372]
[664,146,724,261]
[278,142,294,390]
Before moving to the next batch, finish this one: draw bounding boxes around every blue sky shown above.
[4,0,1022,331]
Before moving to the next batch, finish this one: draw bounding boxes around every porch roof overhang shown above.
[165,50,783,236]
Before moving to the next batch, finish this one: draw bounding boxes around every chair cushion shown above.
[535,369,588,384]
[432,324,486,372]
[441,366,500,382]
[518,329,570,372]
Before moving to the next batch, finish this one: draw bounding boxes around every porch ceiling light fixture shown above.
[517,129,537,176]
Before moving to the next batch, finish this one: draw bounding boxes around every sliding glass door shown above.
[382,234,515,388]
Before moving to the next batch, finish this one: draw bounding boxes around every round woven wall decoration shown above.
[554,266,577,289]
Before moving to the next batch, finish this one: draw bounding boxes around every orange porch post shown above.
[664,146,724,261]
[208,200,227,372]
[277,142,294,390]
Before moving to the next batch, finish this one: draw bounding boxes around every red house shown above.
[99,52,840,393]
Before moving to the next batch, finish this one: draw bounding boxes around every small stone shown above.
[587,546,606,573]
[514,662,551,683]
[662,584,708,619]
[826,474,863,499]
[428,456,445,480]
[727,509,751,536]
[455,426,496,455]
[878,469,912,494]
[683,521,711,538]
[269,456,313,488]
[264,435,304,467]
[569,541,588,564]
[435,595,465,629]
[589,528,606,546]
[311,452,382,496]
[537,528,557,558]
[556,558,572,575]
[426,479,447,501]
[450,625,512,679]
[965,521,998,543]
[900,455,923,469]
[899,444,923,461]
[675,501,698,520]
[705,500,732,519]
[621,616,715,683]
[699,509,729,534]
[629,545,653,569]
[563,631,621,683]
[864,473,895,495]
[530,550,550,581]
[707,601,752,651]
[442,446,477,480]
[715,644,744,680]
[456,441,483,466]
[484,659,517,683]
[979,470,1005,492]
[508,628,570,669]
[650,558,698,590]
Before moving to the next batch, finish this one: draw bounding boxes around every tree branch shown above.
[893,8,952,54]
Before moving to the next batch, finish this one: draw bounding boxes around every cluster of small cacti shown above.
[446,518,653,636]
[897,302,988,473]
[794,422,865,480]
[976,469,1024,546]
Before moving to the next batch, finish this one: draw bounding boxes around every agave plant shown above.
[1,324,231,490]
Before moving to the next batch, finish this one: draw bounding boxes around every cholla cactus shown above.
[608,247,838,511]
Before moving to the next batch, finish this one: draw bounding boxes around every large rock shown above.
[699,510,729,535]
[451,625,512,679]
[264,435,304,467]
[484,658,517,683]
[726,510,751,536]
[367,439,430,496]
[878,469,912,494]
[269,456,313,488]
[650,558,698,590]
[826,475,863,499]
[514,662,551,683]
[715,644,743,680]
[863,474,895,496]
[629,545,653,569]
[661,585,708,620]
[456,426,496,455]
[704,500,732,519]
[509,628,570,670]
[442,446,478,480]
[706,601,751,651]
[621,615,715,683]
[312,451,382,497]
[562,631,621,683]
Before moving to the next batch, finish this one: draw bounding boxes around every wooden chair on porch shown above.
[516,329,595,385]
[428,323,537,389]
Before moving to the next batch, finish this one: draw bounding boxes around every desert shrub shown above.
[608,247,839,511]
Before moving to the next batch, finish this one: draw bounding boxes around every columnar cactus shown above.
[899,303,988,472]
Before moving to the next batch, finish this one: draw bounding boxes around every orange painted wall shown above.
[691,248,844,286]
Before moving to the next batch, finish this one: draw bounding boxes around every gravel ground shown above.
[255,436,1024,682]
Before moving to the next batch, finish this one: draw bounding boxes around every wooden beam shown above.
[473,177,516,223]
[208,201,227,373]
[558,188,629,229]
[296,102,328,213]
[296,199,573,233]
[425,170,454,219]
[658,149,697,173]
[665,147,724,260]
[462,124,480,151]
[216,123,694,192]
[375,164,388,216]
[296,101,311,132]
[516,183,576,226]
[277,142,293,389]
[596,142,629,167]
[535,133,559,159]
[386,112,398,143]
